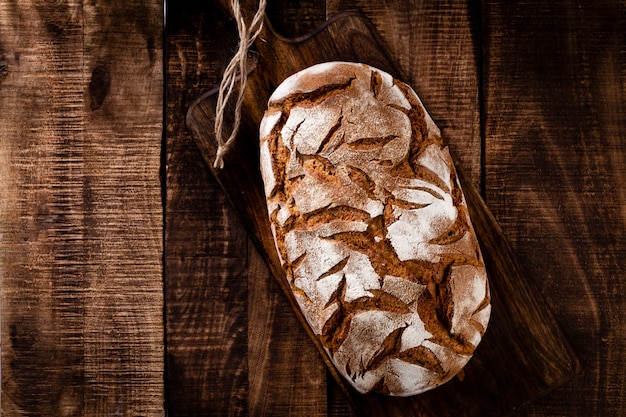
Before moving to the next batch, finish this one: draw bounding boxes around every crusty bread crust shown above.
[260,62,490,396]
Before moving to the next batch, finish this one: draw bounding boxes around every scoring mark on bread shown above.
[395,345,446,375]
[316,115,344,155]
[370,70,383,99]
[345,165,377,200]
[285,252,307,283]
[295,204,371,230]
[347,134,399,150]
[366,324,409,371]
[269,76,356,111]
[317,256,351,282]
[299,153,340,182]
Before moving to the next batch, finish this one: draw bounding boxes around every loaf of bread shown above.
[259,62,490,396]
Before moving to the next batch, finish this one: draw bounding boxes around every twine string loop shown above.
[213,0,267,169]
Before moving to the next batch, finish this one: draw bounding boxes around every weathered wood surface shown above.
[0,0,164,415]
[1,0,624,416]
[483,2,626,416]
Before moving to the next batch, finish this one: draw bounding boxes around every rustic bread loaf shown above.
[259,62,491,396]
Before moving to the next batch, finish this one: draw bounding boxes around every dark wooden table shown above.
[1,0,624,416]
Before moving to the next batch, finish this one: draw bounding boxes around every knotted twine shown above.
[213,0,267,169]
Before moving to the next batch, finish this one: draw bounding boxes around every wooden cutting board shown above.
[186,11,579,417]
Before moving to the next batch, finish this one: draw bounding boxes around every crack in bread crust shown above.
[260,62,490,396]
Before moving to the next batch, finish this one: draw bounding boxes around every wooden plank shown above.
[0,1,164,415]
[483,1,625,416]
[81,2,164,414]
[164,4,248,415]
[164,146,249,417]
[185,7,578,416]
[164,2,328,415]
[0,3,87,413]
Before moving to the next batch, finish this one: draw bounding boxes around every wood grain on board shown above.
[184,2,579,416]
[0,1,164,415]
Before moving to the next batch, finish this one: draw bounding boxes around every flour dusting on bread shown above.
[259,62,490,396]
